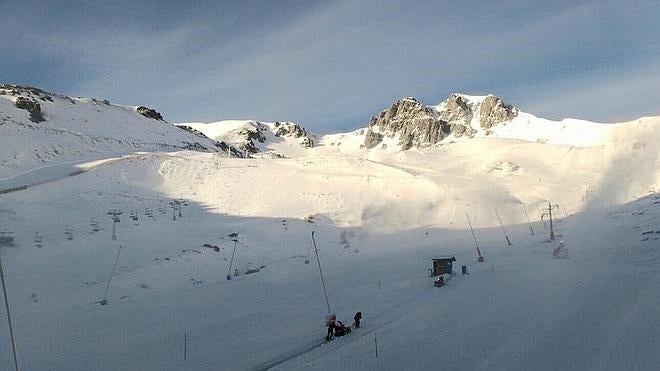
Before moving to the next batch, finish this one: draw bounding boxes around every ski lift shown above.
[0,232,14,246]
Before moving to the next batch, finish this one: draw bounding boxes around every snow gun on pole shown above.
[541,202,559,241]
[494,208,512,246]
[227,233,238,280]
[466,213,484,262]
[311,231,332,314]
[522,204,534,235]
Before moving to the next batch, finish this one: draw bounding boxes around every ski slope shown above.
[1,88,660,370]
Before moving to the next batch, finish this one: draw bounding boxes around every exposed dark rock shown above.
[449,122,476,138]
[273,121,314,147]
[176,125,208,138]
[0,84,55,102]
[177,125,243,157]
[234,123,267,153]
[136,106,164,121]
[214,141,244,158]
[479,95,518,129]
[438,93,471,127]
[363,93,518,150]
[363,97,450,150]
[364,129,383,149]
[14,97,45,123]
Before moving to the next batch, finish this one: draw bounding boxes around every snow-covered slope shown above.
[177,120,315,157]
[1,84,660,371]
[1,145,659,371]
[0,85,225,178]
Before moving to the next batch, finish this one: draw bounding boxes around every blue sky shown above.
[1,0,659,132]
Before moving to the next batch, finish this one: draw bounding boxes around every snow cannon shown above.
[429,257,456,277]
[430,257,456,288]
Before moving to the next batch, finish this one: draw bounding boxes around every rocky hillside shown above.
[0,84,233,178]
[177,120,315,156]
[364,93,518,150]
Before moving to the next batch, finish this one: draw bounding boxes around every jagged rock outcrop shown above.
[364,97,450,150]
[136,106,164,121]
[438,94,471,126]
[15,97,45,123]
[0,84,57,102]
[364,130,383,149]
[177,125,243,157]
[234,123,267,153]
[273,121,314,147]
[363,94,518,150]
[439,93,517,133]
[479,95,517,129]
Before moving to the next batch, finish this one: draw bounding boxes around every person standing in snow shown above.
[354,311,362,328]
[326,322,335,341]
[326,314,336,341]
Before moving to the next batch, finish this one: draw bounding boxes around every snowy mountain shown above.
[356,93,631,150]
[1,84,660,371]
[0,84,235,178]
[177,120,315,157]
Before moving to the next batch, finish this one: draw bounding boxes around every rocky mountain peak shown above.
[364,97,444,150]
[478,95,518,129]
[272,121,314,148]
[363,93,518,150]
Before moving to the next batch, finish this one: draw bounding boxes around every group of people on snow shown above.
[326,311,362,341]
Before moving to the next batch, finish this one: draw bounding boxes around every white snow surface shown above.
[178,120,314,157]
[1,89,660,371]
[0,89,219,179]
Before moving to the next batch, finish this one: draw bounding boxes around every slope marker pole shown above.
[0,253,20,371]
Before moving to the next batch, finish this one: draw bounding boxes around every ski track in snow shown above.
[261,282,437,371]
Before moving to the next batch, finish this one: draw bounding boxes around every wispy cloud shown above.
[1,0,659,132]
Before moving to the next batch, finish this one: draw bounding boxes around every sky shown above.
[1,0,659,133]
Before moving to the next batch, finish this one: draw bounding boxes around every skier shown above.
[461,265,468,275]
[353,311,362,328]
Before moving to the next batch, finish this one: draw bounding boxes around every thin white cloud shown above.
[2,0,659,131]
